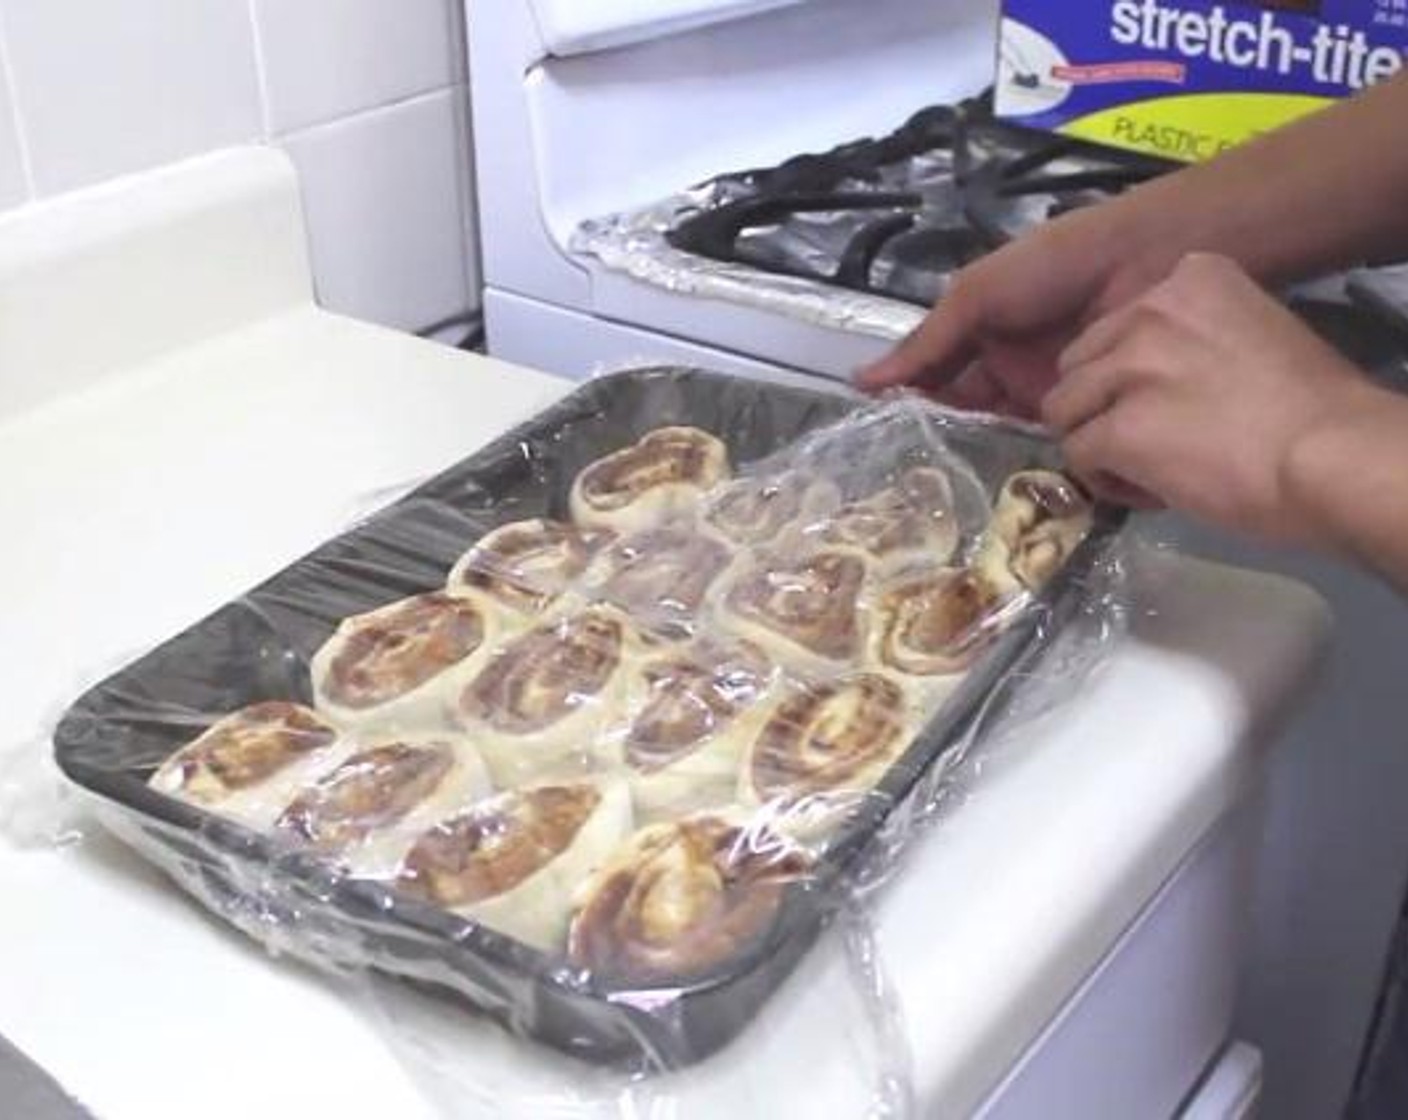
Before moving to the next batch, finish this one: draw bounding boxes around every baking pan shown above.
[52,366,1123,1069]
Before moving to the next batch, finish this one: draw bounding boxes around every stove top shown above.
[574,93,1408,378]
[665,94,1171,309]
[573,93,1173,339]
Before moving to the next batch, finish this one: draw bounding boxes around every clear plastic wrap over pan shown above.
[50,367,1124,1072]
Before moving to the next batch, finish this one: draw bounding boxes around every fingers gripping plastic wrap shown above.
[21,368,1127,1116]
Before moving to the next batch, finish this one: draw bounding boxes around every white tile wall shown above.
[253,0,464,133]
[0,42,26,208]
[1,0,262,195]
[285,87,474,334]
[0,0,480,337]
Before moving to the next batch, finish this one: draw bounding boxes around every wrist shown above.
[1098,177,1239,294]
[1048,191,1185,308]
[1110,161,1314,287]
[1280,378,1398,550]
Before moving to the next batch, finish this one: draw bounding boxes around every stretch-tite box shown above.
[995,0,1408,160]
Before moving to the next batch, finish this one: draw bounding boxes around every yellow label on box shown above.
[1059,91,1332,160]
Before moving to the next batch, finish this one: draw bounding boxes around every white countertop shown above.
[0,147,1331,1119]
[0,310,1329,1119]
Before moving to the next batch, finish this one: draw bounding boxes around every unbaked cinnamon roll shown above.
[872,567,1019,678]
[624,639,776,821]
[447,518,613,616]
[311,591,503,733]
[274,735,490,877]
[741,674,914,817]
[700,471,840,548]
[396,778,632,951]
[149,702,346,829]
[570,426,730,532]
[720,550,868,670]
[590,525,735,636]
[454,604,644,784]
[568,816,810,986]
[804,466,960,573]
[978,470,1094,592]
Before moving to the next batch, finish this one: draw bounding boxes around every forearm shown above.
[1284,381,1408,593]
[1100,73,1408,287]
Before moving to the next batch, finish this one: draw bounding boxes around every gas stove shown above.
[575,94,1172,339]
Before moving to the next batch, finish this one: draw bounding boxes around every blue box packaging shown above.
[994,0,1408,161]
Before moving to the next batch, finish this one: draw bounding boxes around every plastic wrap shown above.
[19,367,1128,1114]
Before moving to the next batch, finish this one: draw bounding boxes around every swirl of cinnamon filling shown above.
[991,471,1094,589]
[398,785,601,908]
[322,593,487,711]
[725,551,866,662]
[876,569,1013,677]
[459,608,625,735]
[626,641,772,773]
[704,472,833,547]
[156,702,337,802]
[276,741,454,852]
[451,519,612,613]
[815,467,957,563]
[576,427,728,516]
[750,674,909,802]
[597,526,733,622]
[568,818,808,986]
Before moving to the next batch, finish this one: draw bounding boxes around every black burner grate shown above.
[666,94,1173,308]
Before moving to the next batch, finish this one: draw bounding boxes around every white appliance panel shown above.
[528,0,808,56]
[1180,1043,1264,1119]
[486,286,828,388]
[976,809,1254,1119]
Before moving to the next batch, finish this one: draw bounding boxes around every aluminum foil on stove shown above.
[571,183,929,343]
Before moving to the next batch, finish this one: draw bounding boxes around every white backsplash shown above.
[284,87,475,336]
[0,0,480,339]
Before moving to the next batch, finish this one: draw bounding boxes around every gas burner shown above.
[666,95,1172,308]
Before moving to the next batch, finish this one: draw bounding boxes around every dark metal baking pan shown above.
[53,366,1122,1070]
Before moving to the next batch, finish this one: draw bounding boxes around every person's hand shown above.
[1043,253,1379,544]
[857,204,1173,418]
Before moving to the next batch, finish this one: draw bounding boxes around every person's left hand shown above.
[1042,252,1376,544]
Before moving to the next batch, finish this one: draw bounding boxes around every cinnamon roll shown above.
[720,550,869,671]
[589,525,735,637]
[453,604,645,785]
[872,567,1021,679]
[801,466,960,574]
[447,519,613,616]
[740,674,916,832]
[311,591,503,734]
[149,702,348,829]
[700,471,841,549]
[568,816,810,986]
[977,470,1094,592]
[570,426,730,533]
[396,778,632,952]
[274,735,490,877]
[624,639,776,821]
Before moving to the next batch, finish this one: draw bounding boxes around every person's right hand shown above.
[856,204,1173,419]
[1044,252,1380,543]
